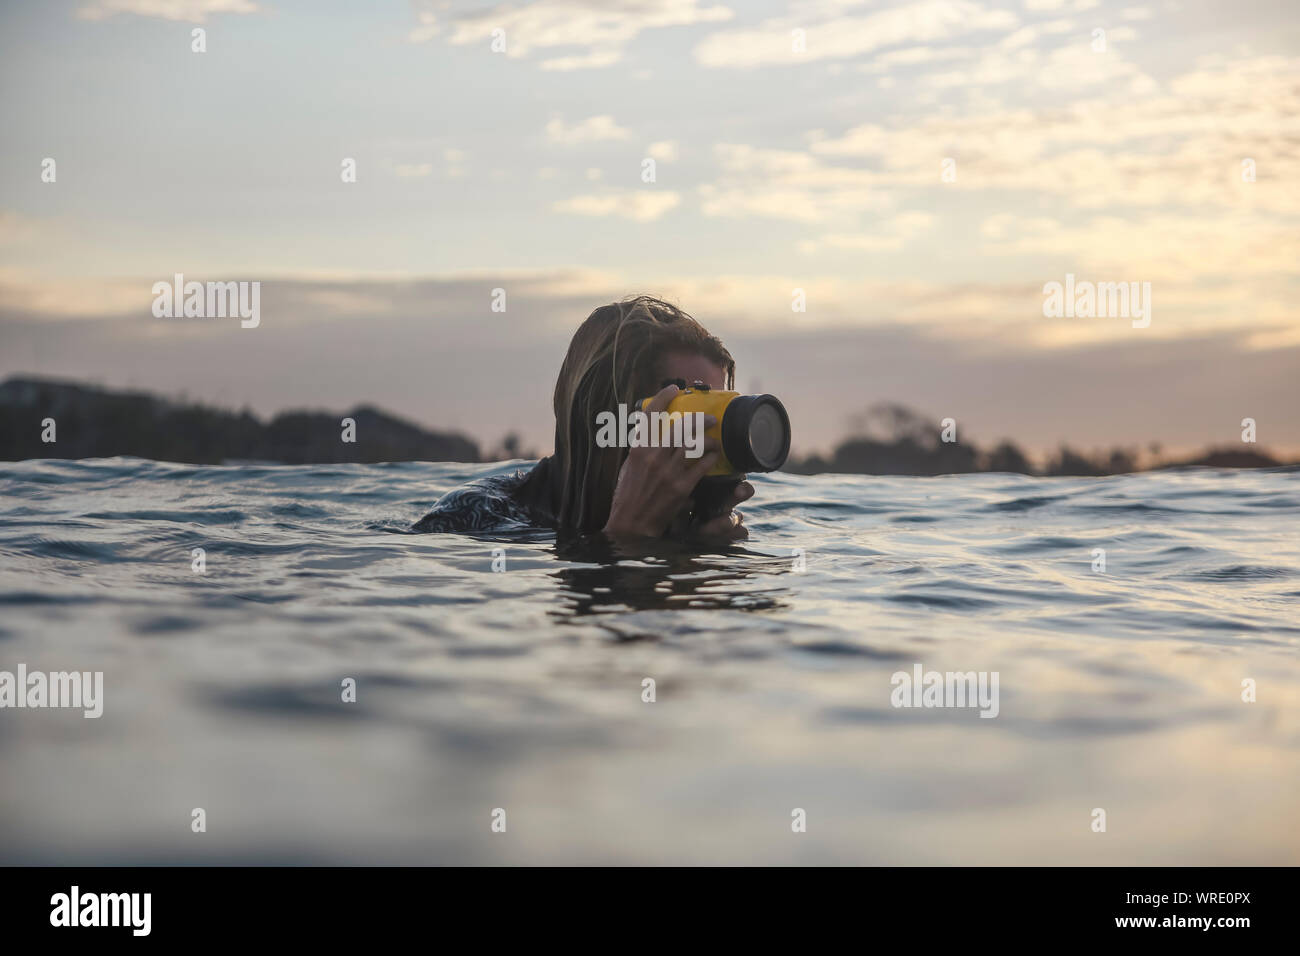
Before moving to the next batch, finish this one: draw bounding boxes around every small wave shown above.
[988,494,1067,512]
[1180,564,1297,582]
[83,508,249,525]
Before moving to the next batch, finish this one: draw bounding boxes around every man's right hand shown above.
[602,384,720,539]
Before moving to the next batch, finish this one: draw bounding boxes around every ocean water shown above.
[1,457,1297,865]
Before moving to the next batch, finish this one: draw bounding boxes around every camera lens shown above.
[720,394,791,473]
[748,404,786,469]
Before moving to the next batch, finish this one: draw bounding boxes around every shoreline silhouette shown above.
[1,376,1289,475]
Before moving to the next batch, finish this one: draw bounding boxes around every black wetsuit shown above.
[410,470,538,533]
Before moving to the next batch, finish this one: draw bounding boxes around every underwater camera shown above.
[639,379,791,522]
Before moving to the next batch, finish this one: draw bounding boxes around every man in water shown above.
[413,296,752,541]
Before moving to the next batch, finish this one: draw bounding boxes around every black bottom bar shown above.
[0,866,1283,941]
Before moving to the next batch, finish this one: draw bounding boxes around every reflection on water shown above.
[550,535,792,628]
[0,458,1297,864]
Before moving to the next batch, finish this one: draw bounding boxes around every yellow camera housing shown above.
[638,383,791,477]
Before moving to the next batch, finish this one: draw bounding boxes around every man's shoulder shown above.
[411,470,533,533]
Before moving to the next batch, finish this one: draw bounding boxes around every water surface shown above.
[1,458,1297,864]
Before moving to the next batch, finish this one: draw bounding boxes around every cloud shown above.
[647,140,680,162]
[387,148,468,180]
[978,212,1300,284]
[694,0,1018,69]
[77,0,258,22]
[409,0,734,69]
[0,271,153,318]
[996,17,1076,51]
[798,211,936,252]
[855,44,977,71]
[0,268,624,326]
[553,190,681,221]
[699,143,893,223]
[1023,0,1098,10]
[919,31,1152,92]
[546,115,631,145]
[802,53,1300,212]
[540,50,622,71]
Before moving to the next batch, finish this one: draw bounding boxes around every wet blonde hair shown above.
[520,295,734,533]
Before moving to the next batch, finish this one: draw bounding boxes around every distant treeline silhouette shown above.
[0,377,478,464]
[785,404,1288,476]
[0,378,1288,473]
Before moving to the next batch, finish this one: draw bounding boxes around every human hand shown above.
[602,384,720,539]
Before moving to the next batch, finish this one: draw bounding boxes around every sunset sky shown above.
[1,0,1297,459]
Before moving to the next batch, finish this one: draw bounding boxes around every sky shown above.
[1,0,1297,460]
